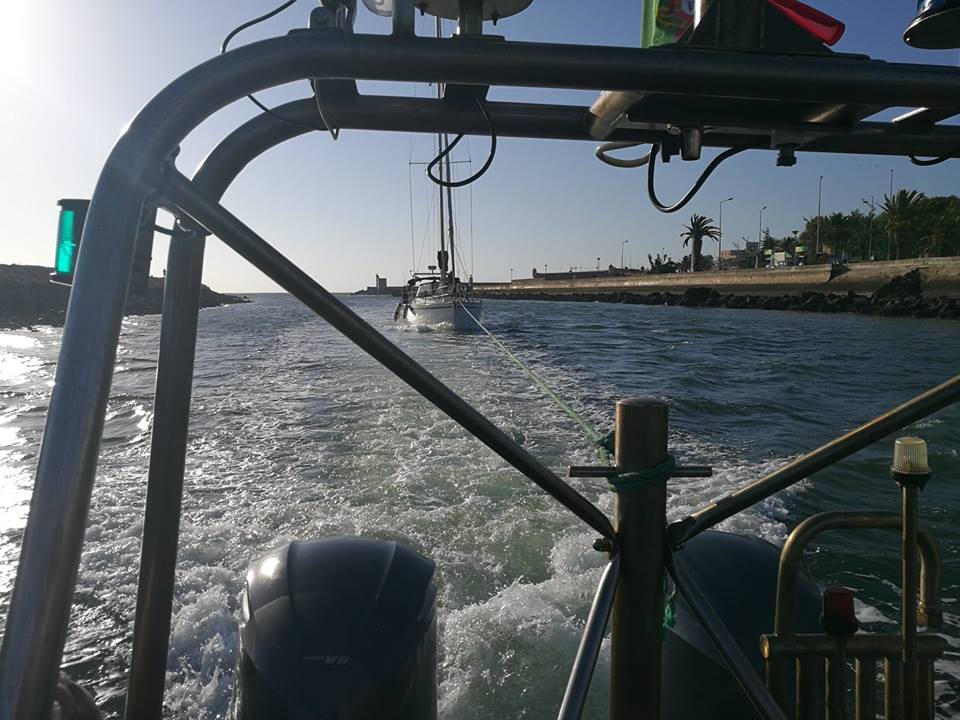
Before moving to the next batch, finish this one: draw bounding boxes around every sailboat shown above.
[394,21,481,331]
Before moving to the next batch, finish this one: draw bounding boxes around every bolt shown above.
[593,537,613,553]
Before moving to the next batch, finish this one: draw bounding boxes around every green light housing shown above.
[51,199,90,286]
[49,199,155,295]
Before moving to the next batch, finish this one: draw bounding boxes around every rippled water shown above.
[1,295,958,718]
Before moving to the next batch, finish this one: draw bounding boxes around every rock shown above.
[852,298,874,315]
[680,286,721,307]
[799,293,828,312]
[871,268,923,304]
[0,263,247,329]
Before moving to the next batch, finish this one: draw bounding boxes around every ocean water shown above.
[1,294,958,718]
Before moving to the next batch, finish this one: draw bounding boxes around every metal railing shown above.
[762,511,946,720]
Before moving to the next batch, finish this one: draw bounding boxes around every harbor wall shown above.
[476,258,960,299]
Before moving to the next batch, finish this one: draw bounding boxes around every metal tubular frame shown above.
[124,225,206,720]
[1,26,959,720]
[670,374,960,547]
[775,512,942,639]
[761,634,947,720]
[557,556,620,720]
[667,551,788,720]
[768,511,943,717]
[161,169,612,540]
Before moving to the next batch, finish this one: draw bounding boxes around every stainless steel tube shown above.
[2,27,957,718]
[162,170,614,541]
[557,556,620,720]
[123,228,206,720]
[774,511,942,639]
[668,551,788,720]
[901,485,920,720]
[670,374,960,547]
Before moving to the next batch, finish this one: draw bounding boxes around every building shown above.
[354,274,404,296]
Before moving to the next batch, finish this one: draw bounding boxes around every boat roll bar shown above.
[775,512,942,640]
[162,168,613,542]
[2,22,960,720]
[668,373,960,548]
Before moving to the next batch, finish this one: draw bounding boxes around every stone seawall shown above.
[475,259,960,320]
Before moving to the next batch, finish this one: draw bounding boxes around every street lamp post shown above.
[816,175,823,256]
[510,267,514,282]
[888,169,895,260]
[862,197,876,261]
[621,240,629,270]
[756,205,767,269]
[597,256,601,272]
[719,197,734,270]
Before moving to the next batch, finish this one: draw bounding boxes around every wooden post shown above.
[610,398,668,720]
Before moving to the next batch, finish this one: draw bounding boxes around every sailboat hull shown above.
[396,299,482,331]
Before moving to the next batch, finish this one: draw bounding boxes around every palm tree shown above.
[680,214,720,272]
[920,207,960,258]
[879,189,925,260]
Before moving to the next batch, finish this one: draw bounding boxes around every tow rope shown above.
[456,301,611,458]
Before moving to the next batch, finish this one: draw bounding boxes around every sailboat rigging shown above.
[394,17,481,331]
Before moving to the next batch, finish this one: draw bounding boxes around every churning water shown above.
[1,295,958,718]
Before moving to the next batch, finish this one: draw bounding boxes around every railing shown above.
[0,21,959,720]
[761,511,946,720]
[761,634,947,720]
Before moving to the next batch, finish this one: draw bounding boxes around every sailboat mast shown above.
[444,135,456,282]
[435,16,448,279]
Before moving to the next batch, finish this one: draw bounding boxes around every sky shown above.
[0,1,957,293]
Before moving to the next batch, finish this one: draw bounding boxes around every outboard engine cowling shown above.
[233,537,437,720]
[663,531,823,718]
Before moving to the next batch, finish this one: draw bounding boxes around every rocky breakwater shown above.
[487,269,960,320]
[0,264,248,330]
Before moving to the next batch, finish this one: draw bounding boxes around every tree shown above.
[680,214,720,272]
[648,253,680,274]
[879,189,925,260]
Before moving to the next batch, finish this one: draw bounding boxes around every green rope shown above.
[663,576,677,630]
[457,302,608,451]
[608,455,676,493]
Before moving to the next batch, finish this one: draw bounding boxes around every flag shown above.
[767,0,846,45]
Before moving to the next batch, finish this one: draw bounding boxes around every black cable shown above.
[647,144,747,214]
[153,224,176,236]
[221,0,338,139]
[909,149,959,166]
[220,0,298,53]
[426,93,497,188]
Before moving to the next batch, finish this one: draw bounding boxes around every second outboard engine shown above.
[233,537,437,720]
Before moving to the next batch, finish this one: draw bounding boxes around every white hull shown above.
[396,299,482,331]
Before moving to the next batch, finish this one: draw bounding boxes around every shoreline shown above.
[0,264,249,330]
[475,259,960,321]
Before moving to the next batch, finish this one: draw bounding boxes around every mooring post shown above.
[609,398,669,720]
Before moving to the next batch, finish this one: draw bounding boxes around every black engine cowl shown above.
[232,537,437,720]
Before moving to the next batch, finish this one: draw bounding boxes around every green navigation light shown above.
[55,210,77,274]
[51,199,90,286]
